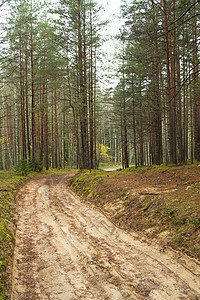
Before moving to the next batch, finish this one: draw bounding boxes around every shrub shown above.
[34,159,43,172]
[13,159,43,175]
[13,159,32,176]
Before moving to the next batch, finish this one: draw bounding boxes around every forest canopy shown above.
[0,0,199,170]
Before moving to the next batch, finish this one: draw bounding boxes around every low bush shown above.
[13,160,32,176]
[13,159,43,175]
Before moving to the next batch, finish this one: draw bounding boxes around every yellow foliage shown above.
[0,137,10,144]
[99,144,112,162]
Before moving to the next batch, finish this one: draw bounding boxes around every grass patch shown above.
[0,172,23,299]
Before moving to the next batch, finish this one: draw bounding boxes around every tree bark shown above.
[132,76,137,168]
[163,0,177,164]
[78,0,89,169]
[89,6,94,170]
[31,25,36,169]
[139,77,143,166]
[193,0,200,161]
[25,32,31,162]
[152,0,162,165]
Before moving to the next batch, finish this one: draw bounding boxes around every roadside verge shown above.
[71,165,200,261]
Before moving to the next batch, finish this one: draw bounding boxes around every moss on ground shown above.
[71,164,200,260]
[0,172,24,299]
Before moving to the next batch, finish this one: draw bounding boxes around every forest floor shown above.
[72,165,200,260]
[11,169,200,299]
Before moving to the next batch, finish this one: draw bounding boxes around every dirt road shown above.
[11,174,200,299]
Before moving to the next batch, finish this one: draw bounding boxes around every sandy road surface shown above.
[11,174,200,299]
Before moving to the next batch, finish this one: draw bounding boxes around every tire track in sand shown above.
[11,175,200,299]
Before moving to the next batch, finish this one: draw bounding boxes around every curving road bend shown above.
[11,174,200,299]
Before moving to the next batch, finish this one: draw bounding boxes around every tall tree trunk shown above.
[6,103,13,167]
[31,26,36,169]
[25,33,31,162]
[132,76,137,168]
[54,89,58,168]
[185,74,189,161]
[20,34,27,160]
[121,116,125,169]
[89,6,94,170]
[67,60,80,168]
[190,87,194,163]
[176,49,183,162]
[193,0,200,161]
[78,0,89,169]
[183,35,187,162]
[42,33,49,170]
[152,0,162,165]
[172,0,177,162]
[163,0,177,164]
[51,90,55,168]
[0,114,2,170]
[62,91,66,168]
[121,47,129,169]
[40,80,44,163]
[93,48,97,169]
[139,77,143,166]
[44,83,49,170]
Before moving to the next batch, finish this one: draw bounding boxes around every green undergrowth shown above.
[0,167,74,299]
[71,169,120,196]
[0,172,25,299]
[71,165,200,260]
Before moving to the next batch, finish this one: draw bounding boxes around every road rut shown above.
[11,174,200,299]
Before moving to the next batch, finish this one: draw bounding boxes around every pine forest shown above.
[0,0,200,171]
